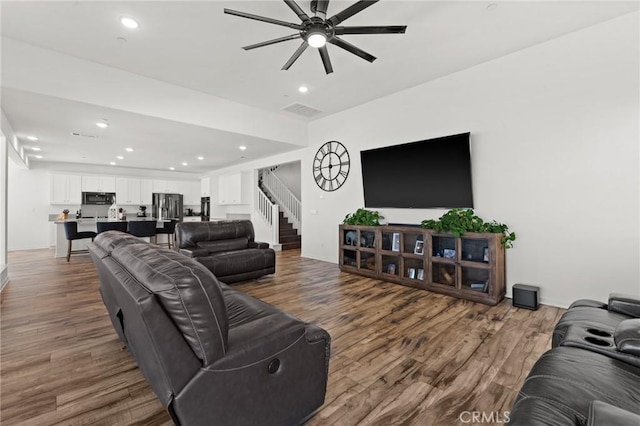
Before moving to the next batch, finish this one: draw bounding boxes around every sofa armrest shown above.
[614,318,640,356]
[179,248,210,258]
[248,241,270,249]
[608,293,640,318]
[587,401,640,426]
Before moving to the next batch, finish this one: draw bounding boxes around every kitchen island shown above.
[52,217,171,258]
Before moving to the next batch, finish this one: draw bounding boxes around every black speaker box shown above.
[512,284,539,310]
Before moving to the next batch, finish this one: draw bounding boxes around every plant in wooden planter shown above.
[343,208,384,226]
[421,208,516,248]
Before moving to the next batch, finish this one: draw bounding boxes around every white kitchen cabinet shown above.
[51,174,82,204]
[153,179,180,194]
[201,177,211,197]
[116,178,142,205]
[179,181,200,206]
[218,173,243,205]
[82,175,116,192]
[140,179,153,205]
[182,216,202,222]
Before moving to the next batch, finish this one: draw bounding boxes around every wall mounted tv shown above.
[360,132,473,209]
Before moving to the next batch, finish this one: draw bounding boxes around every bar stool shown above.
[96,221,128,234]
[63,221,97,262]
[128,221,157,244]
[156,220,177,249]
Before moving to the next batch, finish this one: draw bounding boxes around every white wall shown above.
[303,12,640,307]
[8,159,52,250]
[1,134,8,289]
[273,161,302,200]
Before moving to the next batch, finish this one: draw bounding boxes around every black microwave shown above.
[82,192,115,205]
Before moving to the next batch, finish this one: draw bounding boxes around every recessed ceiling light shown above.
[125,147,134,152]
[169,167,175,171]
[34,155,43,159]
[120,17,139,29]
[116,155,124,160]
[96,122,109,128]
[298,86,309,93]
[31,147,41,151]
[109,161,116,165]
[486,3,498,11]
[197,156,204,160]
[27,136,38,141]
[117,36,128,43]
[239,146,247,151]
[182,162,188,166]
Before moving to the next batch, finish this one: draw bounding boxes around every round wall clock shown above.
[313,141,350,192]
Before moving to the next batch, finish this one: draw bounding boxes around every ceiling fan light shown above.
[308,33,327,48]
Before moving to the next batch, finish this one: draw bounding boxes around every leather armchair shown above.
[176,220,275,283]
[88,231,330,426]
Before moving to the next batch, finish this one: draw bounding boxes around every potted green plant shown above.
[421,208,516,248]
[343,208,384,226]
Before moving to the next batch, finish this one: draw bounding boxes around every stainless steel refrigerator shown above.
[152,193,183,221]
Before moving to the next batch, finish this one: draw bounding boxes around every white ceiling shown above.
[2,1,638,173]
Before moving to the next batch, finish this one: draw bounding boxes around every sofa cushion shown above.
[197,249,276,279]
[176,220,256,249]
[615,318,640,356]
[109,242,229,365]
[197,237,249,254]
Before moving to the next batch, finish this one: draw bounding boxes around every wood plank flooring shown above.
[1,249,563,425]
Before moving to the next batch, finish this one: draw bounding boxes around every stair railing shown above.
[255,186,279,244]
[261,169,301,231]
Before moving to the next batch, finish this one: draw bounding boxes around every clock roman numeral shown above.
[339,170,348,178]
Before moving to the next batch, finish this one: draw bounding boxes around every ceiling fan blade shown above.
[282,42,309,70]
[329,36,376,62]
[243,34,302,50]
[335,25,407,35]
[319,46,333,74]
[224,8,302,30]
[283,0,311,22]
[328,0,379,26]
[314,0,330,19]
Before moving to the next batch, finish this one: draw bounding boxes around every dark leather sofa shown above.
[176,220,275,284]
[88,231,330,426]
[509,293,640,425]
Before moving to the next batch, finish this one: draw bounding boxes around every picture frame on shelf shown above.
[414,240,424,255]
[391,233,400,252]
[483,247,489,262]
[417,268,424,280]
[443,248,456,259]
[408,268,416,279]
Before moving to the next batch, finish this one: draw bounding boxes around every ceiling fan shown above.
[224,0,407,74]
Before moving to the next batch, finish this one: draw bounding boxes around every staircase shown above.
[278,211,301,250]
[258,170,302,251]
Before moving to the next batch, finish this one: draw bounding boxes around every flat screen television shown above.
[360,132,473,209]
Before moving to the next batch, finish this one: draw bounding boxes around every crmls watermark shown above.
[458,411,511,424]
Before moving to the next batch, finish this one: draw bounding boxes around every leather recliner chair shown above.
[509,293,640,425]
[176,220,276,283]
[88,231,330,426]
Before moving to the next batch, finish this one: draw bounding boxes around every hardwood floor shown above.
[1,248,563,425]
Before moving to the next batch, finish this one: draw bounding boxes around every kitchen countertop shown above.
[52,217,165,224]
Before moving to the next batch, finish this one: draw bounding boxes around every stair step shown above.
[279,221,293,228]
[279,235,301,244]
[282,241,301,250]
[279,228,298,237]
